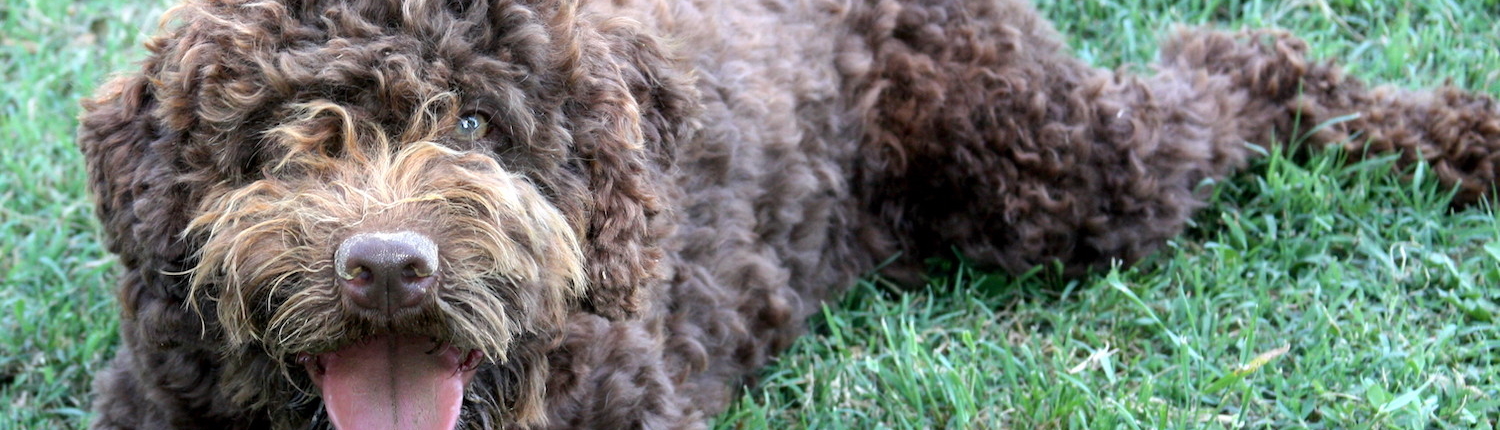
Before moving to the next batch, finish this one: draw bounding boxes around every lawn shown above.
[2,0,1497,429]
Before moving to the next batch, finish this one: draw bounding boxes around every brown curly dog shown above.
[79,0,1499,428]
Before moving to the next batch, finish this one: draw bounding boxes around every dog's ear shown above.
[560,18,697,320]
[78,74,201,313]
[81,3,286,312]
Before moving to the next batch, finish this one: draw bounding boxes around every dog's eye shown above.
[454,113,489,141]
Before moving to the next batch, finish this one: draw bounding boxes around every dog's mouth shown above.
[299,334,485,430]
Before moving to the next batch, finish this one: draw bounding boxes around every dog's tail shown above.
[1160,29,1500,206]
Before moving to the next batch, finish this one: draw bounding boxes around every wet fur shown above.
[80,0,1500,429]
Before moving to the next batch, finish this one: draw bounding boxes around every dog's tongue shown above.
[311,334,474,430]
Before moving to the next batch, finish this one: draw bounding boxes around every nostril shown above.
[334,231,440,312]
[402,260,433,279]
[344,265,374,284]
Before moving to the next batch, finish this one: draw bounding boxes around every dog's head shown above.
[78,0,695,427]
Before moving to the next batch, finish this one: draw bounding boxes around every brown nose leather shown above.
[334,231,439,312]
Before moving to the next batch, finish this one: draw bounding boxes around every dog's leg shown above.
[1162,29,1500,207]
[85,274,279,428]
[90,317,261,429]
[535,316,699,430]
[845,3,1499,279]
[89,352,150,429]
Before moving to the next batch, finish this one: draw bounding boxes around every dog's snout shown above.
[334,231,440,312]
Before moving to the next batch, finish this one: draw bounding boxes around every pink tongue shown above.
[312,335,473,430]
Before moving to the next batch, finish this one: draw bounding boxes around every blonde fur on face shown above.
[187,103,587,369]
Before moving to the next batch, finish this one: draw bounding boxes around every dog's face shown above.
[78,0,693,428]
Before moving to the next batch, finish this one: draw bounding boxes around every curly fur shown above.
[79,0,1500,428]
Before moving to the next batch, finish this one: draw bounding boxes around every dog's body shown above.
[80,0,1499,429]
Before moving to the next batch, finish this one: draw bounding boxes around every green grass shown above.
[2,0,1497,429]
[2,0,168,428]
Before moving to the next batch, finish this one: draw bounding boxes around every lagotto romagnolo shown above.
[79,0,1499,428]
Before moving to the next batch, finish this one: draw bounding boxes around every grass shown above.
[1,0,1497,429]
[2,0,168,428]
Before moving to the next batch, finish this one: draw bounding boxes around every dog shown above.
[78,0,1499,428]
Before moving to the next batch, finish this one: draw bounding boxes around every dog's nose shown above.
[334,231,439,312]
